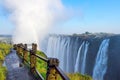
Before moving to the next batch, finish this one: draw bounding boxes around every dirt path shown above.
[5,49,35,80]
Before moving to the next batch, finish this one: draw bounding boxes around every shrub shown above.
[0,66,7,80]
[67,73,92,80]
[36,51,47,79]
[0,43,12,80]
[36,51,93,80]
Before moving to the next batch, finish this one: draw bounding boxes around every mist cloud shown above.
[4,0,67,45]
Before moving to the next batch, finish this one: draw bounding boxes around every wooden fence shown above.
[13,43,70,80]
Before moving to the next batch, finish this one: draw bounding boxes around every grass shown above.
[0,43,12,80]
[18,48,93,80]
[67,73,92,80]
[0,66,7,80]
[36,51,47,79]
[36,51,93,80]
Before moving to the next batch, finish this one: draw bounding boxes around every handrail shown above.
[35,68,44,80]
[55,66,69,80]
[13,43,70,80]
[34,54,48,62]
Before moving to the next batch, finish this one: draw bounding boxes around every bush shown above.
[67,73,92,80]
[36,51,93,80]
[0,43,12,80]
[0,43,12,55]
[36,51,47,79]
[0,66,7,80]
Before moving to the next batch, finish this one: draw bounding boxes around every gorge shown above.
[40,33,120,80]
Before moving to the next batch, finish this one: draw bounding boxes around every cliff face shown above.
[105,35,120,80]
[40,34,120,80]
[85,37,103,75]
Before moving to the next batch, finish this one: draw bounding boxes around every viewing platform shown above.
[5,43,70,80]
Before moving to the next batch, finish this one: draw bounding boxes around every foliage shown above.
[0,66,7,80]
[0,50,4,62]
[67,73,92,80]
[0,43,12,55]
[0,43,12,80]
[36,51,47,79]
[19,47,93,80]
[36,51,47,58]
[36,51,93,80]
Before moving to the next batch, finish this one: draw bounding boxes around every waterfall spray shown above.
[4,0,66,45]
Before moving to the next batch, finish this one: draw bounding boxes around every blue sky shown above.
[0,1,13,35]
[0,0,120,34]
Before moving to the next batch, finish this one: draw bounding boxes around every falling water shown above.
[45,36,81,72]
[40,35,120,80]
[46,36,70,72]
[74,41,89,74]
[92,39,110,80]
[42,35,90,73]
[81,41,89,74]
[74,42,85,72]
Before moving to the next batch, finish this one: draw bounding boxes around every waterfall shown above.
[42,35,90,73]
[40,35,120,80]
[92,39,110,80]
[42,36,110,76]
[81,41,89,74]
[74,41,89,74]
[45,36,83,72]
[46,36,69,71]
[75,42,85,73]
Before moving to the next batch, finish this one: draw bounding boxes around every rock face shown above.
[40,34,120,80]
[105,35,120,80]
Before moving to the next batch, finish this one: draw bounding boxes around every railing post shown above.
[17,44,20,55]
[23,44,28,63]
[30,43,37,73]
[19,43,23,56]
[47,58,59,80]
[13,44,17,50]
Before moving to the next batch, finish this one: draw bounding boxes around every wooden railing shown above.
[13,43,70,80]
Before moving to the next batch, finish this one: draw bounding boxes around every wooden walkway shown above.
[5,44,70,80]
[5,49,35,80]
